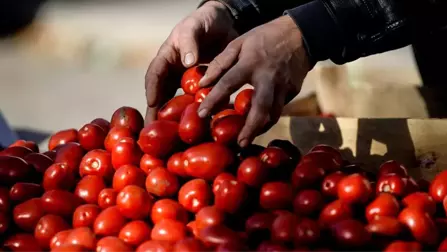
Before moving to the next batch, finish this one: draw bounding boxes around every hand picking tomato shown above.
[181,65,206,95]
[234,89,253,115]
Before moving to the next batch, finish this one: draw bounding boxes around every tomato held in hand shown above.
[48,129,78,151]
[260,182,293,210]
[117,185,154,219]
[74,175,106,204]
[72,204,101,228]
[293,189,324,217]
[0,156,34,186]
[24,153,53,173]
[4,233,42,252]
[9,183,43,202]
[270,211,298,242]
[77,123,107,151]
[181,65,206,95]
[79,149,114,181]
[377,160,408,178]
[430,170,447,202]
[330,219,371,248]
[214,174,247,214]
[183,142,234,180]
[111,137,142,169]
[10,139,39,152]
[138,121,180,158]
[64,227,96,250]
[178,179,211,213]
[98,188,117,209]
[234,89,253,115]
[54,142,84,174]
[179,102,208,145]
[112,164,146,191]
[104,126,134,152]
[140,153,164,175]
[41,190,82,217]
[158,94,195,122]
[34,214,70,249]
[337,173,372,204]
[402,192,436,216]
[398,207,439,245]
[211,114,245,146]
[145,168,179,197]
[50,230,72,250]
[294,218,321,246]
[151,199,189,225]
[93,206,127,236]
[319,200,353,228]
[365,193,400,222]
[96,236,132,252]
[237,157,269,187]
[119,220,152,247]
[196,206,225,229]
[43,163,76,191]
[13,198,45,231]
[167,152,187,177]
[111,106,144,134]
[91,118,111,133]
[365,216,403,237]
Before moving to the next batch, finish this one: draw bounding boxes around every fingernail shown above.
[184,53,195,66]
[239,139,249,148]
[199,74,208,87]
[197,108,208,118]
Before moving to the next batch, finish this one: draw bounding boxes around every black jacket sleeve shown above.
[201,0,447,65]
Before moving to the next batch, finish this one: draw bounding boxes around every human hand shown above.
[145,1,238,123]
[198,15,311,147]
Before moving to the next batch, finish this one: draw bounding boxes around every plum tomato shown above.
[64,227,96,250]
[158,94,195,122]
[398,207,439,245]
[337,173,372,204]
[292,161,325,190]
[173,238,206,252]
[110,106,144,134]
[140,153,164,175]
[439,237,447,252]
[0,211,9,234]
[167,152,187,177]
[211,109,239,128]
[34,214,70,249]
[196,206,225,229]
[330,219,371,248]
[48,129,78,151]
[4,233,42,252]
[195,87,212,103]
[117,185,154,220]
[104,126,134,152]
[300,151,341,173]
[91,118,111,133]
[293,189,324,216]
[245,212,276,234]
[383,241,422,252]
[402,192,436,216]
[187,220,200,238]
[270,211,298,242]
[119,220,152,247]
[376,174,408,197]
[211,114,245,146]
[145,168,179,197]
[10,139,39,152]
[151,219,187,242]
[54,142,84,174]
[267,139,302,165]
[234,88,253,115]
[41,190,82,217]
[13,198,45,231]
[112,164,146,191]
[136,240,173,252]
[259,147,290,169]
[0,146,33,159]
[179,102,208,145]
[319,200,353,228]
[430,170,447,202]
[260,182,293,210]
[365,193,400,222]
[294,218,321,246]
[111,137,142,169]
[178,179,211,213]
[0,187,10,212]
[214,175,247,214]
[151,199,189,225]
[93,206,127,236]
[50,230,72,250]
[183,142,234,180]
[79,149,113,181]
[9,183,43,202]
[77,123,107,151]
[43,163,76,191]
[237,157,269,187]
[198,224,241,248]
[72,204,101,228]
[212,173,236,194]
[365,216,403,237]
[377,160,408,178]
[98,188,117,209]
[74,175,106,204]
[138,120,180,158]
[0,155,34,186]
[24,152,53,173]
[96,236,132,252]
[309,144,343,165]
[321,171,345,198]
[181,65,206,95]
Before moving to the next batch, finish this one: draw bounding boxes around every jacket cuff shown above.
[286,0,342,64]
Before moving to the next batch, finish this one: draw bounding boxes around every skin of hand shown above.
[198,15,311,147]
[145,1,238,123]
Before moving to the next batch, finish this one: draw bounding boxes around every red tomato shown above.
[256,241,288,252]
[51,244,86,252]
[398,207,439,245]
[270,211,298,242]
[365,216,403,237]
[110,106,144,134]
[64,227,96,250]
[151,199,189,224]
[111,137,142,169]
[112,164,146,191]
[245,212,275,234]
[43,163,76,191]
[74,175,106,204]
[211,114,245,146]
[10,139,39,152]
[234,89,253,115]
[187,221,200,238]
[54,142,84,174]
[181,65,206,95]
[117,185,153,219]
[77,123,107,151]
[309,144,343,165]
[293,189,324,216]
[365,193,400,222]
[237,157,269,187]
[91,118,111,133]
[96,236,132,252]
[183,142,234,180]
[4,233,42,251]
[294,218,321,246]
[402,192,436,216]
[145,168,179,197]
[0,187,10,212]
[214,175,247,213]
[43,150,57,161]
[212,173,236,194]
[138,121,180,158]
[0,156,33,186]
[430,170,447,202]
[41,190,82,217]
[167,152,187,177]
[377,160,408,178]
[337,173,372,204]
[136,240,173,252]
[104,126,134,152]
[319,200,353,228]
[97,188,117,209]
[173,238,206,252]
[0,146,33,159]
[0,211,9,234]
[260,182,293,210]
[79,149,114,181]
[195,87,212,103]
[23,153,53,173]
[140,153,164,175]
[152,219,187,242]
[48,129,78,151]
[119,220,152,247]
[292,161,325,190]
[376,174,408,197]
[9,183,42,202]
[179,102,208,145]
[198,225,241,248]
[178,179,211,213]
[196,206,225,229]
[93,206,127,236]
[439,237,447,252]
[50,230,72,250]
[321,171,345,198]
[259,147,289,169]
[158,94,195,122]
[383,241,422,252]
[300,151,341,173]
[72,204,101,228]
[211,109,239,128]
[330,219,371,248]
[34,214,70,249]
[13,198,44,231]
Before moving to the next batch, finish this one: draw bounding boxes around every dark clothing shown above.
[201,0,447,66]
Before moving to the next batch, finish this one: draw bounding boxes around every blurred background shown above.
[0,0,445,148]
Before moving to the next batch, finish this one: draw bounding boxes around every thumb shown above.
[178,21,202,68]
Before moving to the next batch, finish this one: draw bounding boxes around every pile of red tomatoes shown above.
[2,66,447,252]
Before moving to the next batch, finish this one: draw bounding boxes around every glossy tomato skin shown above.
[0,146,33,159]
[4,233,42,251]
[43,163,76,191]
[77,123,107,151]
[402,192,436,216]
[23,153,53,173]
[34,214,70,249]
[140,153,164,175]
[72,204,101,228]
[211,114,245,146]
[158,94,195,122]
[245,212,276,234]
[398,207,439,245]
[260,182,294,210]
[430,170,447,202]
[13,198,45,231]
[48,129,78,151]
[211,109,239,128]
[136,240,173,252]
[74,175,106,204]
[178,179,211,213]
[10,140,39,152]
[214,175,247,214]
[293,189,324,216]
[330,219,371,248]
[104,126,134,152]
[151,199,189,225]
[376,174,408,197]
[294,218,321,246]
[259,147,289,170]
[237,157,269,187]
[0,187,10,212]
[152,219,187,242]
[96,236,132,252]
[196,206,225,229]
[365,216,403,237]
[292,161,325,190]
[300,151,341,173]
[365,193,400,222]
[234,89,253,115]
[54,142,84,174]
[91,118,111,133]
[195,87,212,103]
[110,106,144,134]
[50,230,72,250]
[145,168,179,197]
[319,200,353,228]
[167,152,187,177]
[112,164,146,191]
[138,121,180,158]
[117,185,154,219]
[438,237,447,252]
[383,241,422,252]
[179,102,208,145]
[97,188,117,209]
[94,206,127,236]
[337,173,373,204]
[79,149,114,181]
[9,183,43,202]
[181,65,206,95]
[111,137,143,169]
[0,211,10,234]
[0,156,34,186]
[321,171,345,198]
[377,160,408,178]
[64,227,96,250]
[270,211,298,242]
[41,190,82,217]
[309,144,343,165]
[173,238,206,252]
[198,224,241,248]
[183,142,234,180]
[119,220,152,247]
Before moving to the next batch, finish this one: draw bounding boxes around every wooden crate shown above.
[254,117,447,181]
